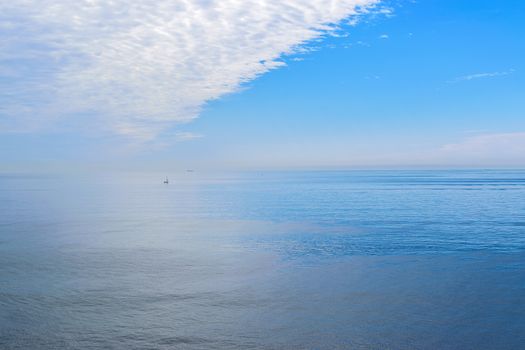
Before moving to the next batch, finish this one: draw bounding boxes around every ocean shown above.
[1,170,524,349]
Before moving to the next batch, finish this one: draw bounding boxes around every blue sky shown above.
[1,0,524,172]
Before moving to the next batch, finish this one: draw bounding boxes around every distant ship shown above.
[163,177,169,184]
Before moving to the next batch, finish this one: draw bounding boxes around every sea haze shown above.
[1,170,524,349]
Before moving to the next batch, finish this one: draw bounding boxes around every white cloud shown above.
[379,34,389,39]
[438,132,525,165]
[450,69,515,83]
[0,0,380,140]
[356,40,370,47]
[174,131,203,142]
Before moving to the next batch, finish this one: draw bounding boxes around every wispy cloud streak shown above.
[436,132,525,165]
[450,69,515,83]
[0,0,380,140]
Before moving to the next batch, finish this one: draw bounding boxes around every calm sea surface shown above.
[1,170,524,349]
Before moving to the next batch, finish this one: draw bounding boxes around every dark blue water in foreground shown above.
[1,170,524,349]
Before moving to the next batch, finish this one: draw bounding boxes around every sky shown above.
[1,0,524,172]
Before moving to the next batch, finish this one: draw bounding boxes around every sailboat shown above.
[163,177,169,184]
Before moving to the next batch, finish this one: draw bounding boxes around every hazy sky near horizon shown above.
[1,0,524,171]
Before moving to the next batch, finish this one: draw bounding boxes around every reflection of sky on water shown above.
[3,170,524,257]
[1,170,524,349]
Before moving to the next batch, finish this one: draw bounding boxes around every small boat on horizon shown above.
[163,177,169,184]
